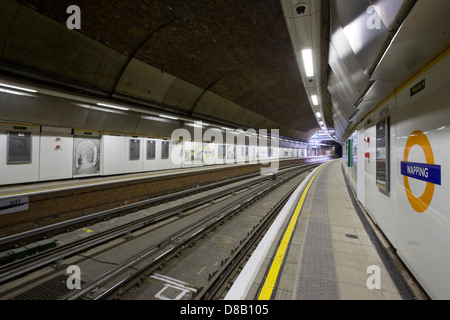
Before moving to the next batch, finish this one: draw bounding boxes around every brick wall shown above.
[0,159,307,238]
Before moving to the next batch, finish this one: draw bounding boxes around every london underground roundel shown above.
[400,130,441,213]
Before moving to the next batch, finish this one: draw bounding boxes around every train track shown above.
[0,161,318,252]
[0,162,323,300]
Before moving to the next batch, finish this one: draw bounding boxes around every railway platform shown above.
[226,159,424,300]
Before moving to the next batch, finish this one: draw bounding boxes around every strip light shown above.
[0,88,35,96]
[0,83,37,93]
[159,114,179,120]
[311,95,319,106]
[97,103,129,111]
[302,49,314,77]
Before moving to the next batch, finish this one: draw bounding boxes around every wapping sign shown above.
[401,130,441,213]
[401,161,441,185]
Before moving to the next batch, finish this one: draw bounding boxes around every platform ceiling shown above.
[0,0,322,140]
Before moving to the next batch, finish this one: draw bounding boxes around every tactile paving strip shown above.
[295,165,339,299]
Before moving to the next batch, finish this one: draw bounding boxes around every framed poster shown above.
[129,139,140,160]
[73,137,100,177]
[161,141,170,160]
[226,145,235,160]
[376,117,390,192]
[7,132,32,164]
[146,140,156,160]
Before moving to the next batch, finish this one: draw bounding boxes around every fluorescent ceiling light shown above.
[315,112,322,118]
[97,103,129,111]
[194,121,209,126]
[0,83,37,93]
[302,49,314,77]
[0,88,35,96]
[311,95,319,106]
[159,114,178,120]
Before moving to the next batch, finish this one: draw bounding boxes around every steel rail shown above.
[0,162,313,249]
[88,165,319,300]
[195,182,299,299]
[0,163,319,285]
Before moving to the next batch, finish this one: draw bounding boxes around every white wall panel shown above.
[143,139,158,172]
[39,134,73,181]
[125,137,143,173]
[363,96,398,246]
[158,140,180,170]
[101,135,126,176]
[356,123,365,205]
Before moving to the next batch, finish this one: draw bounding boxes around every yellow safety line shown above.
[258,163,326,300]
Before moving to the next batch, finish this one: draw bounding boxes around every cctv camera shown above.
[295,5,307,15]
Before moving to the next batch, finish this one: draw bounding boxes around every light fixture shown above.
[0,88,35,96]
[97,103,129,111]
[159,114,179,120]
[302,49,314,77]
[315,112,322,118]
[194,121,209,126]
[311,95,319,106]
[0,82,37,93]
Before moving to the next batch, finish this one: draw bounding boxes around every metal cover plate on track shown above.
[11,274,85,300]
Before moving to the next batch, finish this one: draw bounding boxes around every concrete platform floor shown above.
[229,159,420,300]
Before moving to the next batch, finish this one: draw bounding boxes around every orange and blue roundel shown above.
[401,130,441,213]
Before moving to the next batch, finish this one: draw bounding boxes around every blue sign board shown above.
[401,161,441,185]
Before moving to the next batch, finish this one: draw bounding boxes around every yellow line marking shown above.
[258,163,326,300]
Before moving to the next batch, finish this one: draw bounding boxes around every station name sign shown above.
[401,161,441,185]
[410,79,425,97]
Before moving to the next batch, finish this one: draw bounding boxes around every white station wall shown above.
[39,133,73,181]
[348,52,450,299]
[394,53,450,299]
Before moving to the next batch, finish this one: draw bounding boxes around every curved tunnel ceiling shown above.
[0,0,320,140]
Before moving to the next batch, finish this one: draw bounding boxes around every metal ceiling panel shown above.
[331,0,396,74]
[327,0,410,141]
[371,0,450,82]
[371,0,406,30]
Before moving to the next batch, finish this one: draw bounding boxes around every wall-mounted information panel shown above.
[376,117,390,192]
[7,132,32,164]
